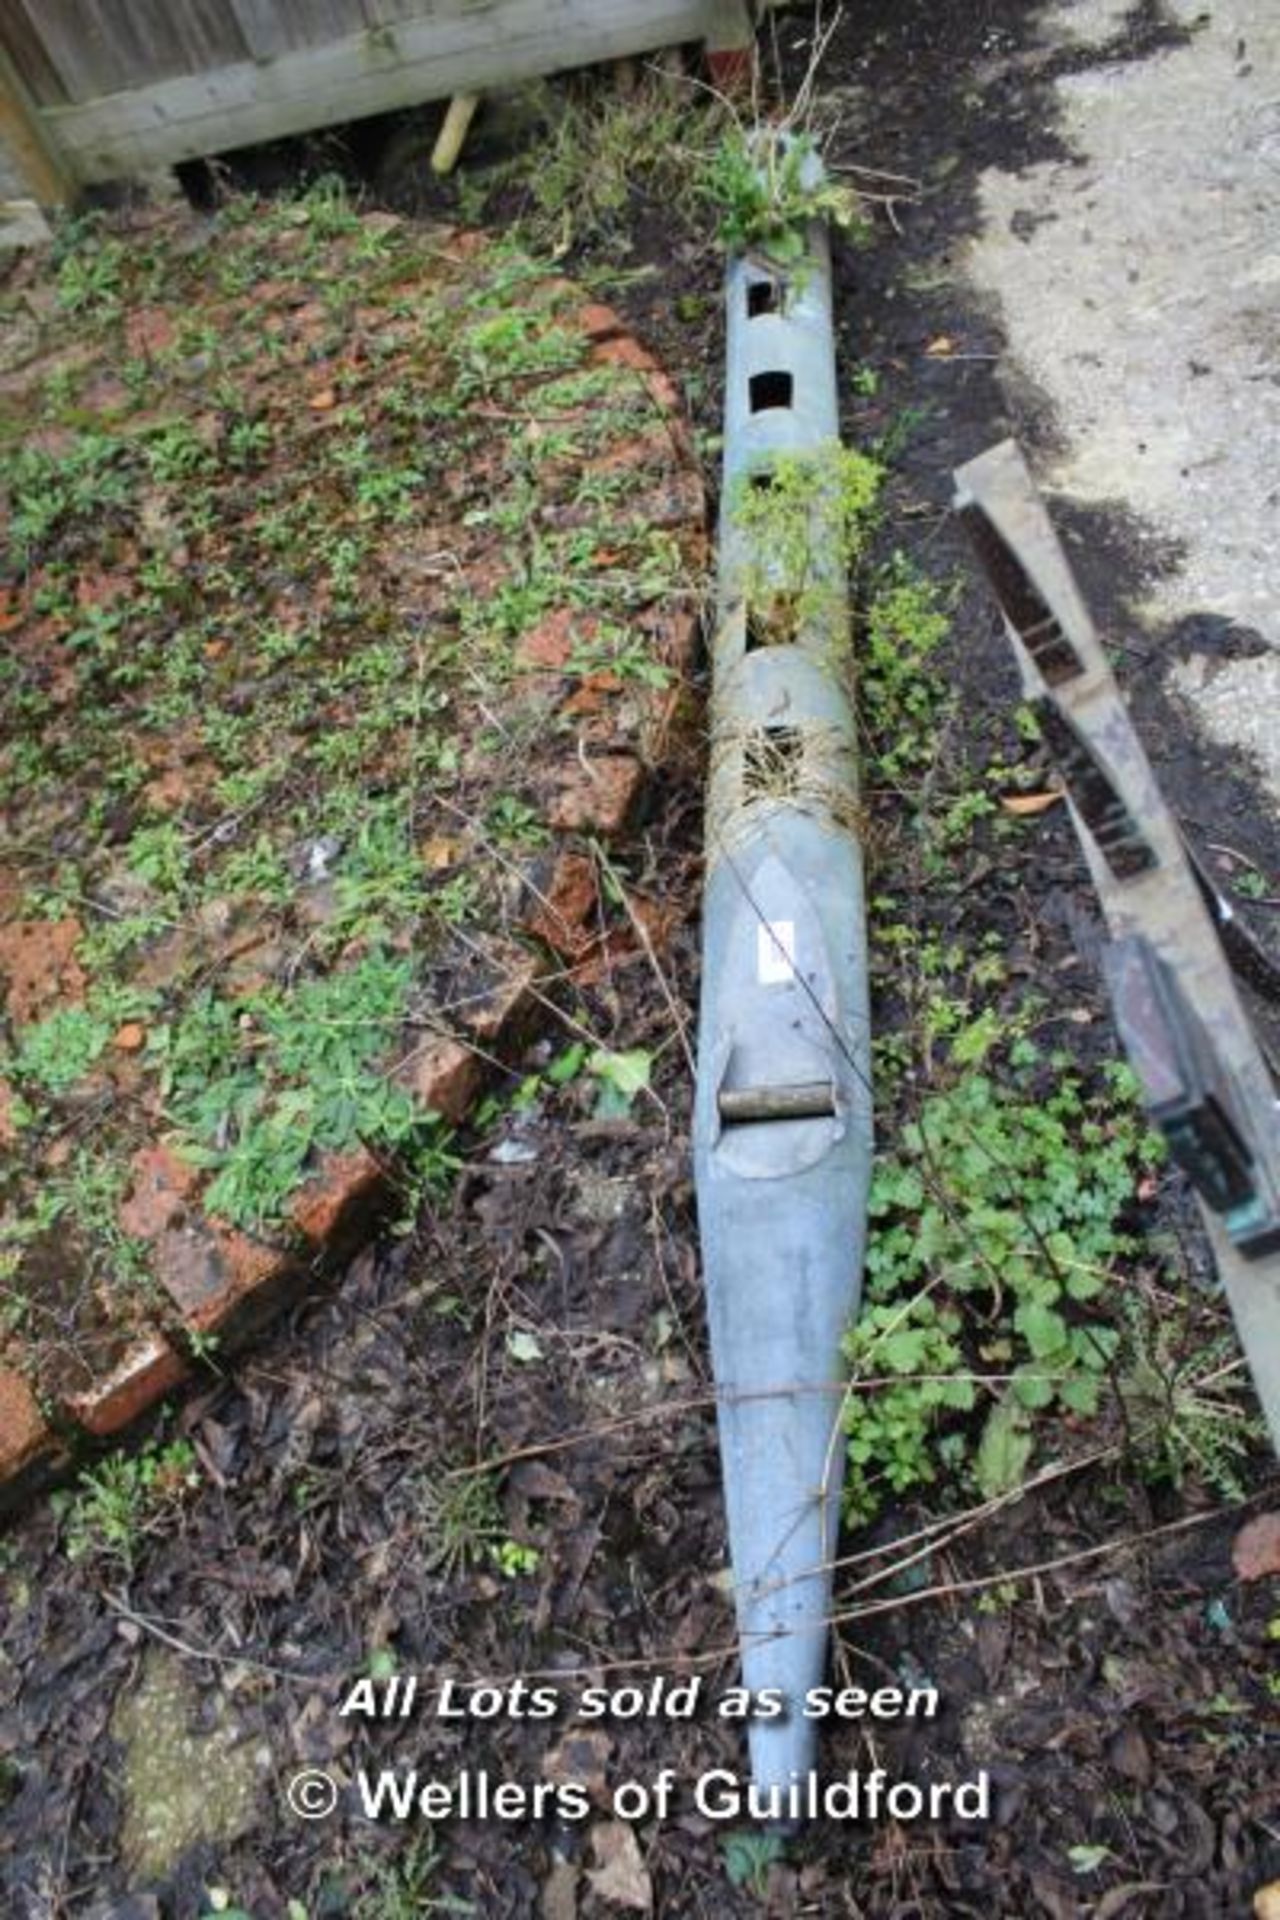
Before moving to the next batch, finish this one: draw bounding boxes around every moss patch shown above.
[112,1650,270,1881]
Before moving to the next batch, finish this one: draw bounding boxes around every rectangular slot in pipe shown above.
[746,280,784,319]
[749,370,793,412]
[744,600,800,650]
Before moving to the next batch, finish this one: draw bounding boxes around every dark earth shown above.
[3,2,1279,1916]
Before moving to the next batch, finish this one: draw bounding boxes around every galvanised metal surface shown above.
[955,438,1280,1453]
[694,191,873,1798]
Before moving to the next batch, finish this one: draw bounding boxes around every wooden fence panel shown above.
[17,1,251,103]
[1,3,71,105]
[0,0,752,197]
[227,0,371,63]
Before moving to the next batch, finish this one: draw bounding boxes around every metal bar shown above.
[718,1081,837,1124]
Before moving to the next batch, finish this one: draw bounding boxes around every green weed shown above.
[722,1830,786,1897]
[730,442,882,642]
[860,564,952,779]
[55,228,126,315]
[154,952,427,1230]
[145,420,217,486]
[12,1006,113,1095]
[510,76,727,256]
[844,1060,1155,1521]
[706,128,870,264]
[1116,1316,1259,1497]
[416,1470,523,1582]
[356,1831,474,1918]
[4,432,133,558]
[54,1436,201,1569]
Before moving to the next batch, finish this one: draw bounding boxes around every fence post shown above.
[704,0,756,93]
[0,44,74,205]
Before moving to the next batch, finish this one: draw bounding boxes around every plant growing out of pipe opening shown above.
[731,443,881,644]
[707,126,871,266]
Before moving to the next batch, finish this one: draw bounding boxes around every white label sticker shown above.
[757,919,796,984]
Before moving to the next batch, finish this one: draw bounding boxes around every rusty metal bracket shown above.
[955,438,1280,1452]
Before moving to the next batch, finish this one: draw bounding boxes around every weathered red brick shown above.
[141,767,193,813]
[0,1370,60,1504]
[119,1143,200,1241]
[578,298,662,372]
[80,371,130,414]
[578,429,673,483]
[65,1331,188,1438]
[561,672,621,719]
[125,306,176,358]
[0,231,708,1514]
[395,1035,481,1123]
[591,332,659,374]
[545,756,645,836]
[0,918,86,1024]
[76,566,134,612]
[635,471,705,531]
[290,1146,387,1252]
[571,891,680,988]
[523,853,600,959]
[515,607,592,672]
[154,1220,299,1342]
[642,369,685,426]
[458,949,542,1045]
[578,301,626,344]
[0,339,100,404]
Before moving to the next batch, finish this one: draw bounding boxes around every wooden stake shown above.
[430,92,481,176]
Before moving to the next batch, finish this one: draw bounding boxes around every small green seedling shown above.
[587,1048,652,1119]
[721,1829,786,1896]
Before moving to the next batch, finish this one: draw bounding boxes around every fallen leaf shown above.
[1107,1725,1151,1784]
[506,1330,544,1365]
[1096,1887,1164,1919]
[588,1822,652,1914]
[587,1048,652,1119]
[542,1854,579,1920]
[308,387,336,411]
[1000,790,1063,816]
[543,1727,612,1805]
[1069,1846,1111,1879]
[975,1393,1033,1498]
[1232,1511,1280,1582]
[113,1022,147,1053]
[925,334,955,357]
